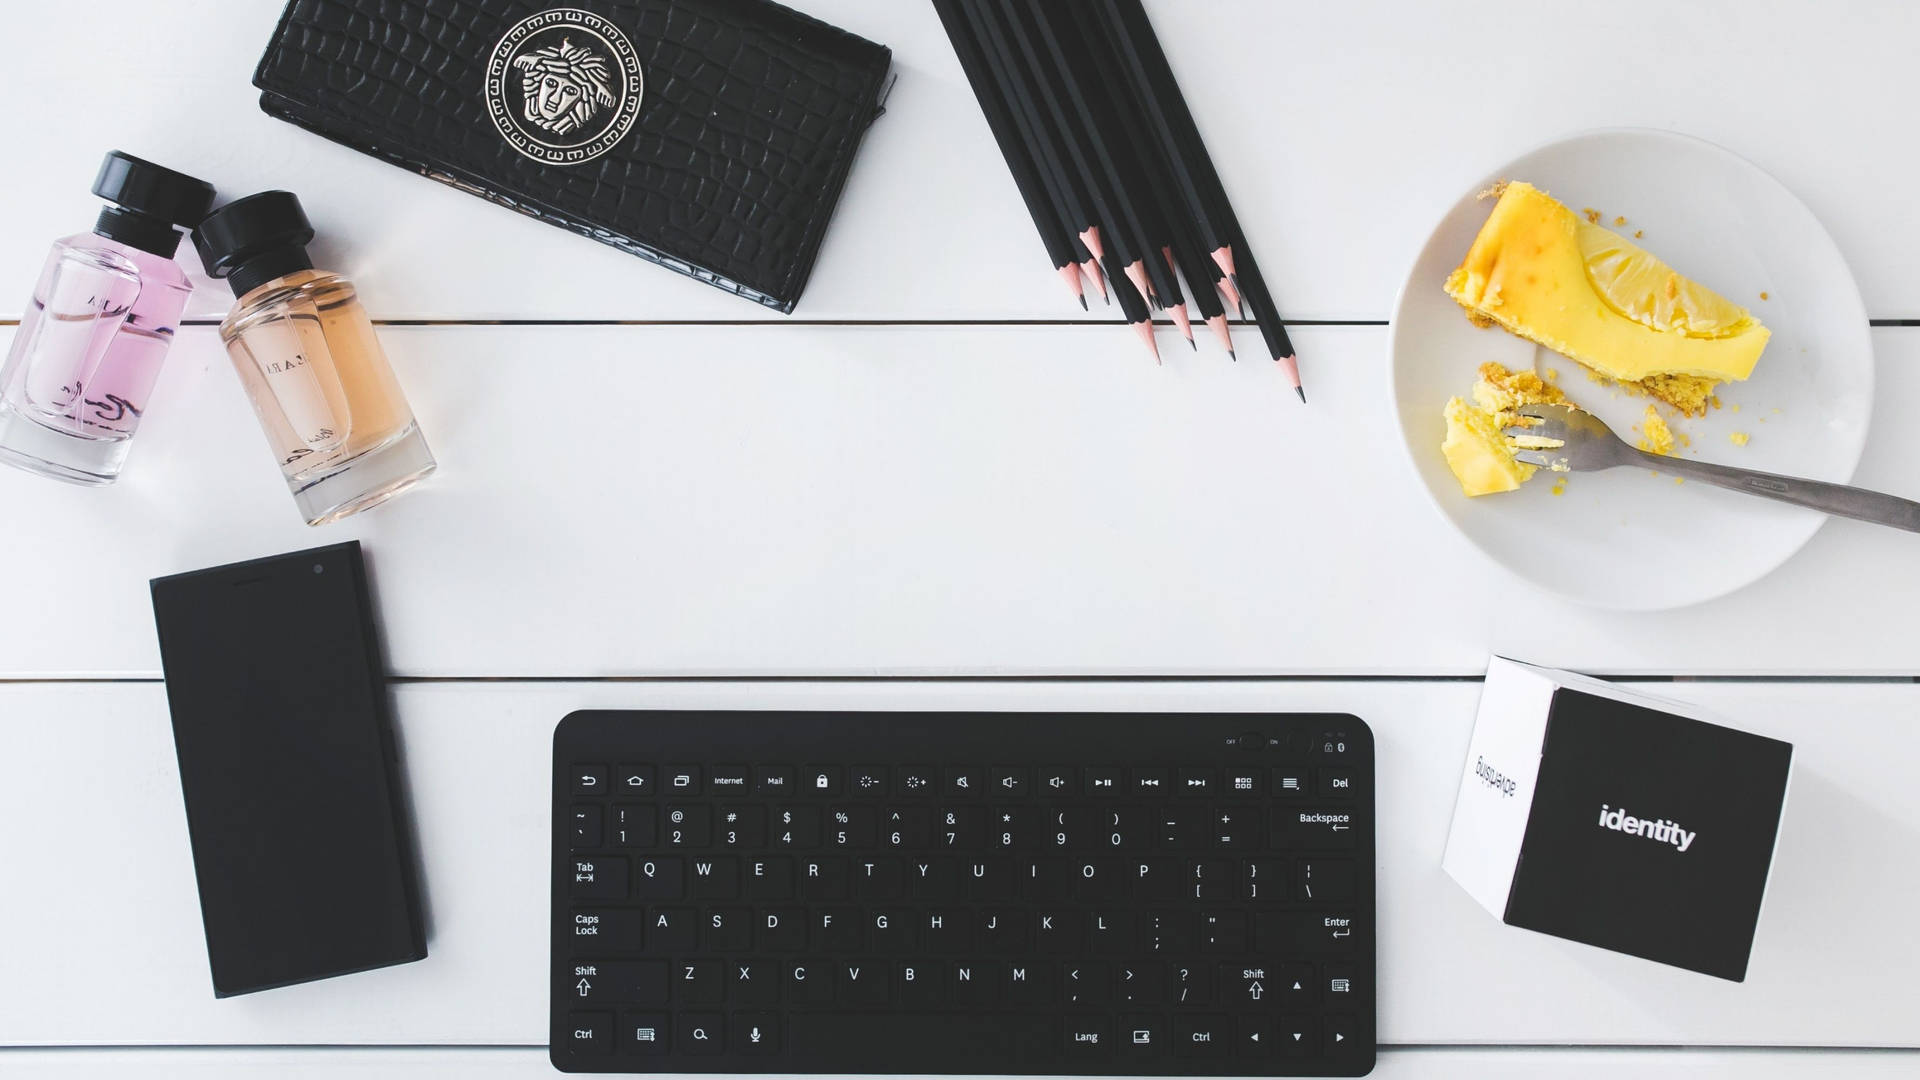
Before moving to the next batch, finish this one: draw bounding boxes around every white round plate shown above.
[1389,129,1874,610]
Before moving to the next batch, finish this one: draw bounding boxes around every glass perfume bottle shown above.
[0,152,214,484]
[193,192,435,525]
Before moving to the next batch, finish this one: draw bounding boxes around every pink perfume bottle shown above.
[0,153,215,484]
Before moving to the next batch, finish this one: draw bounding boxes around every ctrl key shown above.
[563,1012,611,1056]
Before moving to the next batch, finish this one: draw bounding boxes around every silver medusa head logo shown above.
[512,37,618,136]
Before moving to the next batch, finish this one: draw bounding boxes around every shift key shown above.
[1274,808,1357,849]
[571,856,629,899]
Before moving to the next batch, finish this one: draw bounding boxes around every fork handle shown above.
[1634,451,1920,532]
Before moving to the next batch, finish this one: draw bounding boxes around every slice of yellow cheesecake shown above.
[1444,182,1769,415]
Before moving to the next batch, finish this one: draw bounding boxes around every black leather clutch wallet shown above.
[253,0,892,312]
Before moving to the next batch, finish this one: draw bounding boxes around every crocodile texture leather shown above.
[253,0,892,313]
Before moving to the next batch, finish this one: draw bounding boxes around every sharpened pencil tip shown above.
[1228,349,1237,362]
[1188,338,1197,351]
[1080,295,1089,311]
[1296,386,1307,403]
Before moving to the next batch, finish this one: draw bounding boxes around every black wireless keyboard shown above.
[551,711,1375,1075]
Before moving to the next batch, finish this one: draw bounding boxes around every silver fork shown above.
[1507,404,1920,533]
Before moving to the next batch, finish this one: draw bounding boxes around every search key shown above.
[677,1012,724,1054]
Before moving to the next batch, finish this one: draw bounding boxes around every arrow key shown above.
[1324,1014,1358,1055]
[1235,1014,1273,1056]
[1276,1015,1316,1058]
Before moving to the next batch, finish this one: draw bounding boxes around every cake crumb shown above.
[1545,368,1560,381]
[1613,216,1627,226]
[1637,406,1675,456]
[1465,310,1496,329]
[1759,291,1770,300]
[1674,476,1685,485]
[1633,229,1644,238]
[1730,431,1750,446]
[1731,403,1742,413]
[1477,179,1510,200]
[1582,207,1601,224]
[1551,481,1567,496]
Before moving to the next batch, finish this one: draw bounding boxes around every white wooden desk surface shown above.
[2,1,1917,1077]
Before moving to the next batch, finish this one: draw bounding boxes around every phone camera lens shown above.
[312,564,325,574]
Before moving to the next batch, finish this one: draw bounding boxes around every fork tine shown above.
[1517,404,1565,420]
[1512,449,1557,468]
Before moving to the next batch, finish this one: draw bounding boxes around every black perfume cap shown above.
[193,191,319,298]
[90,151,216,259]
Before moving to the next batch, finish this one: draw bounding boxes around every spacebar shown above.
[790,1012,1056,1066]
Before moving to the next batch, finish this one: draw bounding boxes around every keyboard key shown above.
[992,807,1034,850]
[1160,806,1208,848]
[816,907,862,951]
[1325,1014,1359,1055]
[1062,962,1109,1005]
[575,960,668,1004]
[1083,766,1124,794]
[1062,1015,1111,1056]
[568,908,645,952]
[977,908,1028,951]
[1132,767,1169,794]
[1236,1013,1273,1055]
[571,805,601,847]
[788,960,833,1004]
[884,808,931,848]
[1201,911,1247,952]
[849,765,887,796]
[898,961,943,1005]
[571,765,607,795]
[1087,910,1133,954]
[1276,806,1358,848]
[1175,768,1215,796]
[569,856,626,900]
[1278,1015,1317,1057]
[854,859,904,901]
[1119,1013,1164,1056]
[734,1012,780,1054]
[1224,768,1262,795]
[1005,961,1055,1005]
[1318,768,1356,798]
[1256,911,1359,954]
[803,766,843,796]
[990,767,1028,796]
[1245,858,1287,901]
[677,961,723,1003]
[745,857,793,901]
[621,1011,668,1053]
[663,766,700,794]
[1025,859,1072,902]
[1212,806,1263,849]
[950,961,997,1004]
[610,804,655,847]
[871,908,915,950]
[1074,859,1125,902]
[966,858,1015,901]
[755,765,795,796]
[703,906,751,950]
[1220,961,1291,1006]
[632,856,683,900]
[1275,962,1317,1004]
[924,908,969,951]
[649,908,695,952]
[1189,858,1235,901]
[730,959,778,1004]
[664,805,710,847]
[758,906,806,950]
[1271,769,1309,797]
[1118,962,1164,1004]
[1144,911,1196,954]
[718,807,765,847]
[801,858,848,899]
[1297,857,1357,903]
[840,959,888,1004]
[1172,961,1212,1005]
[676,1012,723,1053]
[896,767,936,796]
[785,1013,1057,1063]
[564,1011,610,1054]
[939,807,983,849]
[944,767,983,796]
[1324,963,1359,1000]
[613,765,654,797]
[1037,766,1075,794]
[709,766,750,794]
[830,806,876,848]
[773,806,822,848]
[1174,1013,1230,1056]
[1133,857,1180,902]
[688,856,739,899]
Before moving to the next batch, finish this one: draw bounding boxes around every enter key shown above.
[1255,911,1359,955]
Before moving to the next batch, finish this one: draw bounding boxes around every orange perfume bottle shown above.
[194,192,435,525]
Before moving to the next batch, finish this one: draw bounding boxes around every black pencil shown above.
[931,0,1086,308]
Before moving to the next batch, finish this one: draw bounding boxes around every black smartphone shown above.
[151,541,426,996]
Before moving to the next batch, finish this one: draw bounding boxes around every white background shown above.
[2,1,1917,1076]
